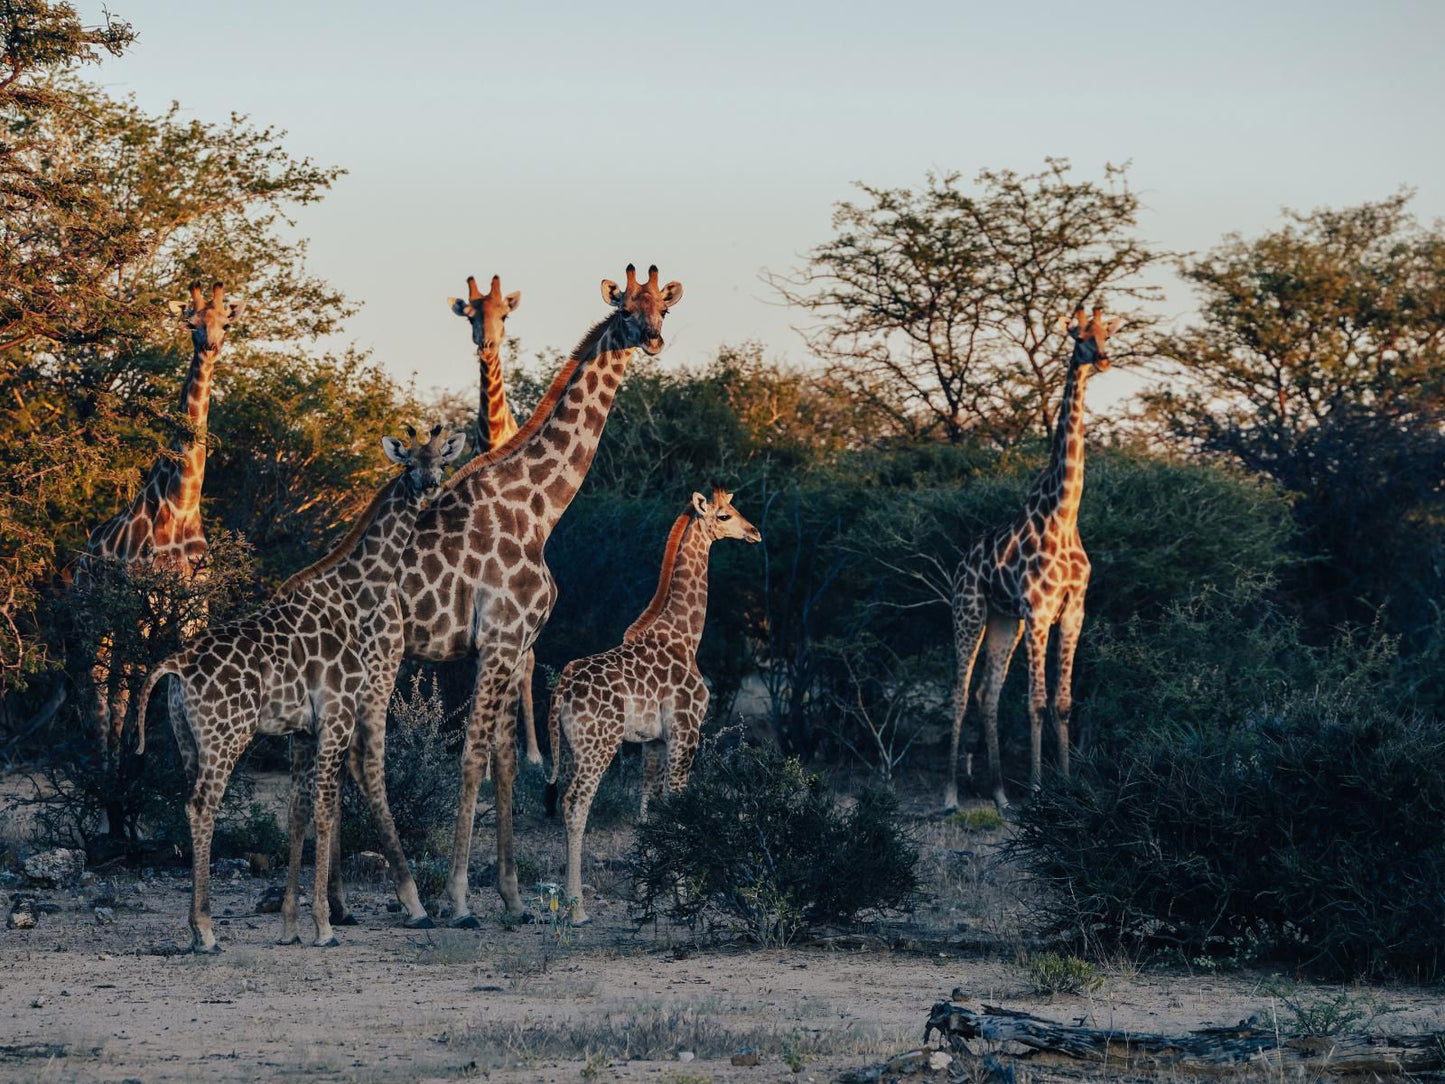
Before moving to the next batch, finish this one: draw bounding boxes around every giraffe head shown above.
[1061,307,1123,373]
[691,486,761,544]
[381,424,468,498]
[168,281,243,354]
[449,275,520,361]
[600,264,684,356]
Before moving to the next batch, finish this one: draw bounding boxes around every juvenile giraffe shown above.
[945,307,1121,812]
[133,427,465,951]
[448,274,541,768]
[347,263,683,928]
[543,488,760,924]
[79,282,243,749]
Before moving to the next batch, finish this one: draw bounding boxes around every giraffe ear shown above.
[660,281,684,308]
[1104,316,1124,336]
[505,291,521,313]
[439,432,468,463]
[601,280,623,306]
[167,300,187,317]
[691,491,708,516]
[380,436,409,464]
[226,301,245,319]
[449,298,472,318]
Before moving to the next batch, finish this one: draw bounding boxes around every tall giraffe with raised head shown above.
[80,282,243,747]
[448,274,541,767]
[133,426,465,952]
[543,487,760,924]
[349,263,682,928]
[946,307,1121,812]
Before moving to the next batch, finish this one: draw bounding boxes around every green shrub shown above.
[1026,952,1102,996]
[1261,977,1397,1036]
[629,741,920,944]
[946,808,1004,833]
[1009,643,1445,980]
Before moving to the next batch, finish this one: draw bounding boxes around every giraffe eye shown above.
[717,513,731,521]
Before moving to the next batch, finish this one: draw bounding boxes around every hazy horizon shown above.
[101,1,1445,402]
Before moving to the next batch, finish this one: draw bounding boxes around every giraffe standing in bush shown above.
[133,427,465,952]
[544,488,760,923]
[78,283,243,751]
[351,263,683,928]
[946,307,1121,812]
[448,273,541,768]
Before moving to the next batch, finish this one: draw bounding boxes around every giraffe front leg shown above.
[947,581,987,813]
[1023,616,1052,794]
[1053,586,1088,780]
[280,733,316,946]
[561,735,618,927]
[977,614,1023,813]
[310,729,347,948]
[492,725,525,917]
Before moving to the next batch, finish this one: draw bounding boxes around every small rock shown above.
[214,858,249,877]
[36,902,61,914]
[93,906,116,925]
[731,1047,761,1066]
[7,897,38,930]
[256,885,285,914]
[30,996,45,1008]
[677,1051,695,1063]
[928,1051,953,1071]
[22,848,86,888]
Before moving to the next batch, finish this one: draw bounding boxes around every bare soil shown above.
[2,770,1443,1083]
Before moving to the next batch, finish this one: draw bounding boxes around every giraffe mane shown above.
[277,475,398,593]
[444,312,625,491]
[624,513,692,643]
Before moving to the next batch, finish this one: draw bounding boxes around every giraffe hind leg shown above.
[976,613,1023,812]
[946,579,987,813]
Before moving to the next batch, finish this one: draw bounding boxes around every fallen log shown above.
[925,999,1445,1077]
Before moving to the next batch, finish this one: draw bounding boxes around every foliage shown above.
[340,673,462,861]
[1008,634,1445,980]
[946,808,1004,833]
[1260,977,1397,1036]
[629,740,920,943]
[766,160,1162,444]
[1026,953,1102,996]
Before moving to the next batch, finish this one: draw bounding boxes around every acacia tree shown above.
[1144,194,1445,636]
[767,160,1161,445]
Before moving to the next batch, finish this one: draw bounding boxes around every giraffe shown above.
[346,262,683,929]
[79,282,242,751]
[448,274,542,768]
[542,487,760,924]
[132,426,465,952]
[945,307,1121,813]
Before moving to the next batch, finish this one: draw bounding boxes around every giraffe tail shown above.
[543,674,567,818]
[132,656,181,755]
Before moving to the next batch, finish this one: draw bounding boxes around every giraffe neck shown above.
[287,472,421,597]
[643,518,713,655]
[480,351,519,452]
[453,313,633,535]
[166,344,218,520]
[1027,357,1090,524]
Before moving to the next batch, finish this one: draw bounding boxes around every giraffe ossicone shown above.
[945,305,1120,813]
[544,487,760,924]
[132,426,464,952]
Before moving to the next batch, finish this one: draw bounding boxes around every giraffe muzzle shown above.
[641,334,665,356]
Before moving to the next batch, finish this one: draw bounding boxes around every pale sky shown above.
[99,1,1445,402]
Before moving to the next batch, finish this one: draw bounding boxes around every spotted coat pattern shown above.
[544,489,760,923]
[132,429,463,952]
[77,283,242,749]
[946,309,1121,812]
[349,264,684,927]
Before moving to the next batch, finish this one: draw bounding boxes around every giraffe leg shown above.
[946,577,987,812]
[447,648,527,926]
[1054,585,1088,780]
[639,743,664,820]
[310,724,348,948]
[520,650,542,767]
[351,649,431,927]
[1023,616,1052,793]
[562,732,620,926]
[976,613,1023,812]
[168,679,199,791]
[280,733,316,946]
[326,823,354,926]
[187,728,245,955]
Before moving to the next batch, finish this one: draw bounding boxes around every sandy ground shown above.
[3,772,1444,1084]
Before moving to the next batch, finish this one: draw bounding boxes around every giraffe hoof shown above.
[334,913,359,927]
[276,934,302,946]
[572,915,593,928]
[403,916,435,930]
[313,936,341,948]
[450,913,482,930]
[193,942,223,955]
